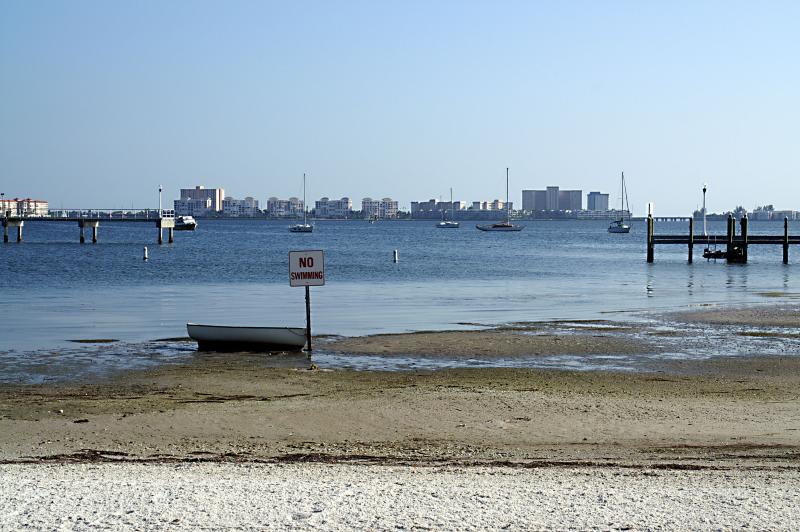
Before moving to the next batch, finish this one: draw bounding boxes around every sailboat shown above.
[436,188,459,228]
[476,168,524,231]
[289,173,313,233]
[608,171,631,234]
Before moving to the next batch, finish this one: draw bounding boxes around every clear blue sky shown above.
[1,0,798,214]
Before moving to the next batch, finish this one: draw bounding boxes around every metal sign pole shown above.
[305,285,312,353]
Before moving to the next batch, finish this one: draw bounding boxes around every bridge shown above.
[2,208,177,244]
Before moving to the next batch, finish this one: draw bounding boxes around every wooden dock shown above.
[646,214,799,263]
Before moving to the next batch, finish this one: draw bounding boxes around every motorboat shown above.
[175,215,197,231]
[289,173,314,233]
[476,168,524,232]
[436,188,460,228]
[608,171,631,233]
[187,323,306,352]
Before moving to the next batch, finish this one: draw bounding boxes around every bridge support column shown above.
[88,221,99,244]
[157,217,174,245]
[168,227,174,244]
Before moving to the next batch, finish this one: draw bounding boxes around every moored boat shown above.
[476,168,524,232]
[175,215,198,231]
[289,173,314,233]
[436,188,460,228]
[608,171,631,234]
[187,323,306,352]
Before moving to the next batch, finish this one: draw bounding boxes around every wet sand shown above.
[1,305,798,469]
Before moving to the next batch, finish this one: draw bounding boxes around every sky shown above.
[1,0,798,215]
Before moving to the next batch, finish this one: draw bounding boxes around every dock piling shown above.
[168,227,174,244]
[79,222,85,244]
[785,217,790,264]
[740,215,748,263]
[646,215,654,263]
[688,217,694,263]
[16,222,22,243]
[3,221,7,243]
[726,215,734,259]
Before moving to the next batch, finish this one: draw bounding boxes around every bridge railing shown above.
[45,209,163,220]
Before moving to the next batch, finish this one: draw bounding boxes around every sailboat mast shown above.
[506,167,510,223]
[303,173,307,225]
[450,187,454,220]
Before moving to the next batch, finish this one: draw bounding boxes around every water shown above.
[1,219,798,381]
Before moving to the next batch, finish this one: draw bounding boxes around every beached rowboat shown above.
[187,323,307,352]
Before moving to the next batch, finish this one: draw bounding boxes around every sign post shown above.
[289,250,325,352]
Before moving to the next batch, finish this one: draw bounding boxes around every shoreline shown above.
[0,302,798,468]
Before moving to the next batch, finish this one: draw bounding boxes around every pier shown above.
[2,209,176,244]
[646,214,799,263]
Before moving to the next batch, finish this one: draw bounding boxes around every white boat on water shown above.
[608,171,631,234]
[175,215,197,231]
[436,188,460,228]
[289,173,313,233]
[476,168,524,232]
[187,323,306,352]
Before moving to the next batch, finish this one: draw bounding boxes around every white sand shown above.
[1,463,797,530]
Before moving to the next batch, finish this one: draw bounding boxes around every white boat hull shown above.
[289,224,313,233]
[436,221,459,228]
[187,323,307,352]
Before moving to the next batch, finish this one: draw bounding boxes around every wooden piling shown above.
[79,223,85,244]
[16,224,22,243]
[726,214,734,259]
[646,214,654,263]
[3,221,7,243]
[92,225,98,244]
[168,227,174,244]
[740,215,748,263]
[158,228,163,245]
[784,217,790,264]
[688,217,693,263]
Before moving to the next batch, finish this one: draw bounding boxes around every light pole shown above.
[158,185,163,217]
[702,184,707,236]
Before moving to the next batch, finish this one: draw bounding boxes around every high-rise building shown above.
[546,186,560,211]
[178,186,224,212]
[558,190,582,211]
[315,197,353,218]
[361,197,399,218]
[587,192,609,211]
[222,196,260,217]
[266,197,304,217]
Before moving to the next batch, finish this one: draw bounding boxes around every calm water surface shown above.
[1,219,798,381]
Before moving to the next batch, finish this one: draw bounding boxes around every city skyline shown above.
[2,2,799,214]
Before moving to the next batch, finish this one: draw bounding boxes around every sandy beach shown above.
[1,304,799,528]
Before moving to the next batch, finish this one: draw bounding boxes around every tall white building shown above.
[222,196,260,217]
[266,197,304,217]
[361,197,399,219]
[174,197,213,217]
[315,197,353,218]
